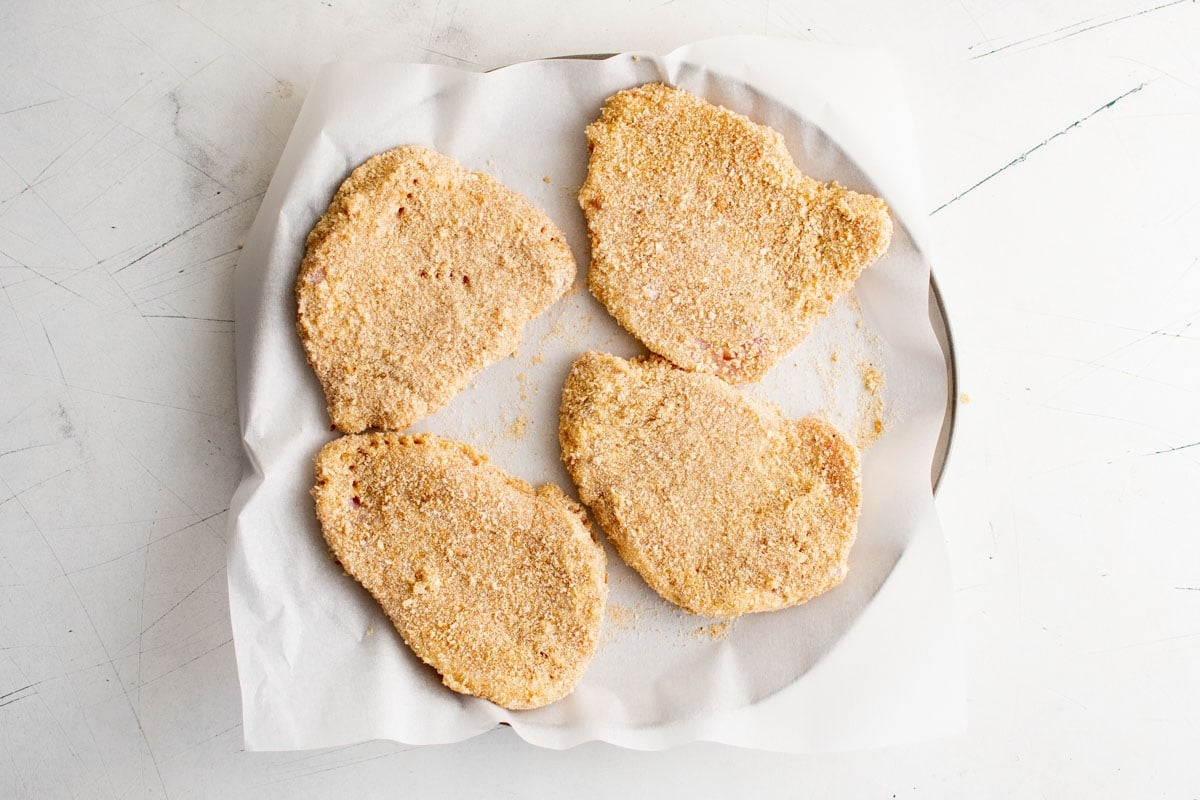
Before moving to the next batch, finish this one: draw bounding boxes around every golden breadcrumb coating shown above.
[298,145,576,433]
[559,352,860,618]
[313,433,607,709]
[580,83,892,383]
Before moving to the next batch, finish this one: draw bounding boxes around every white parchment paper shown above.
[228,36,965,752]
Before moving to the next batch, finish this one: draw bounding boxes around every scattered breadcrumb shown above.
[606,603,639,631]
[960,392,972,404]
[516,370,537,403]
[695,621,731,640]
[506,414,528,440]
[861,363,884,393]
[856,361,886,448]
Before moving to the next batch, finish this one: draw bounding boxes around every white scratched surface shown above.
[0,0,1197,797]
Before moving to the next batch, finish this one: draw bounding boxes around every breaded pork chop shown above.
[298,145,575,433]
[580,83,892,383]
[313,433,607,709]
[559,352,860,618]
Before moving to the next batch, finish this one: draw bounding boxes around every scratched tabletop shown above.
[1,1,1198,797]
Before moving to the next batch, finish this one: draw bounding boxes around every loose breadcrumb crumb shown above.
[606,604,639,631]
[856,362,887,448]
[694,621,732,640]
[506,414,529,440]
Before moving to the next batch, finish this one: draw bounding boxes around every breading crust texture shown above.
[559,351,861,618]
[298,145,576,433]
[580,83,892,383]
[313,432,607,709]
